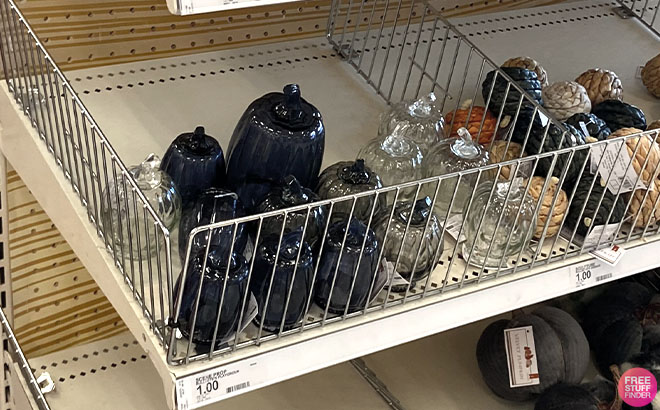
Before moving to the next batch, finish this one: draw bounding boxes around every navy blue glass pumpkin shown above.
[161,126,226,205]
[315,218,379,314]
[255,175,326,251]
[250,232,314,332]
[226,84,325,210]
[174,249,248,347]
[178,188,248,264]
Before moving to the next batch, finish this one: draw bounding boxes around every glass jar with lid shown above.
[461,178,537,268]
[422,127,489,218]
[101,153,182,260]
[374,196,443,291]
[358,125,423,203]
[316,159,385,224]
[379,92,446,154]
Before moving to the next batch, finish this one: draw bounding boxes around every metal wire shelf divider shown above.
[616,0,660,36]
[2,0,660,368]
[0,307,50,410]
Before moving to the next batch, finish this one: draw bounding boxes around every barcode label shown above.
[571,259,616,288]
[176,361,260,409]
[226,382,250,394]
[596,273,613,282]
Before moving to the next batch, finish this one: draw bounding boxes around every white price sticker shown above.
[590,141,648,194]
[177,361,260,409]
[578,121,590,139]
[571,259,613,288]
[380,258,410,288]
[582,223,621,249]
[590,244,626,266]
[442,214,466,243]
[504,326,540,388]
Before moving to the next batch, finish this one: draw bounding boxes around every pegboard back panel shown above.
[7,167,126,358]
[15,0,566,71]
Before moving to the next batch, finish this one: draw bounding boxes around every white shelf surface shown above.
[26,321,538,410]
[1,0,659,408]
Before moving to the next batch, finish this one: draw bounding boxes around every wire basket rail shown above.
[0,308,50,410]
[2,0,660,371]
[617,0,660,35]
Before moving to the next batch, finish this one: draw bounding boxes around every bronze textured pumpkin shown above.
[489,140,525,180]
[628,179,660,228]
[575,68,623,105]
[648,120,660,131]
[542,81,592,121]
[445,106,497,144]
[641,53,660,98]
[502,56,549,87]
[528,176,568,239]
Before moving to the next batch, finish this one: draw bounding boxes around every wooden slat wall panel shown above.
[13,0,565,71]
[7,166,125,357]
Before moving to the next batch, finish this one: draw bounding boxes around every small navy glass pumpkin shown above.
[174,248,249,347]
[255,175,326,251]
[226,84,325,210]
[178,188,248,264]
[161,126,226,205]
[315,218,379,314]
[250,232,314,332]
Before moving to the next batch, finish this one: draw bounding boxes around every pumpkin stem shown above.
[601,365,623,410]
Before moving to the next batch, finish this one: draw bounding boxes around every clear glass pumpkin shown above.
[374,197,442,291]
[461,178,536,268]
[423,127,489,218]
[101,154,182,260]
[358,125,423,203]
[379,92,446,154]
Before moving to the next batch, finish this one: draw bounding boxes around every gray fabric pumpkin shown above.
[476,306,590,401]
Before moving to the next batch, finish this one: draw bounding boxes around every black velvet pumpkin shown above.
[592,100,647,132]
[482,67,543,114]
[524,122,588,186]
[582,282,657,378]
[476,306,590,402]
[565,113,612,141]
[564,174,626,237]
[482,67,544,141]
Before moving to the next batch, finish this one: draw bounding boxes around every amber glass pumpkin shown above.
[445,106,497,145]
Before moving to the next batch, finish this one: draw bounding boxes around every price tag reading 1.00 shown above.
[177,361,259,410]
[571,260,613,288]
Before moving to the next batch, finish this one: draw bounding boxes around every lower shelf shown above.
[26,318,541,410]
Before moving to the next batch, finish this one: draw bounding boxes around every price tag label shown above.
[590,244,626,266]
[504,326,540,388]
[442,214,466,243]
[571,260,613,288]
[578,121,590,139]
[177,360,260,409]
[590,141,648,194]
[380,258,410,288]
[636,65,644,79]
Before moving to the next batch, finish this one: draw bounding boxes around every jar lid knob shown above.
[131,153,162,188]
[450,127,482,159]
[340,159,371,185]
[188,125,211,151]
[281,175,308,205]
[408,92,437,118]
[275,84,305,124]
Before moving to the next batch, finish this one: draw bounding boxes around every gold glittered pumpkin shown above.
[641,53,660,98]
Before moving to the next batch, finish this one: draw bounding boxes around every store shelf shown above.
[1,0,659,408]
[26,321,539,410]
